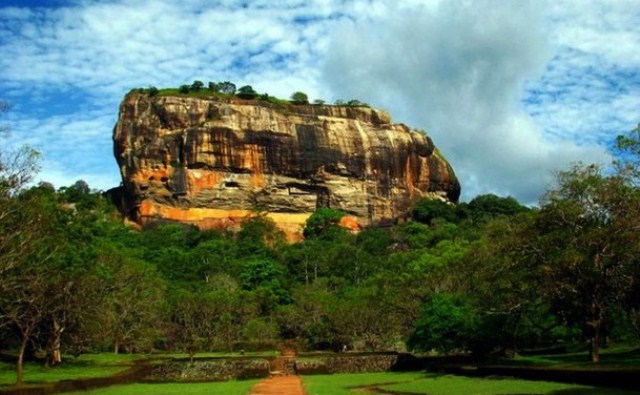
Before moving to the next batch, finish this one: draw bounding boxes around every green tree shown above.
[0,187,69,384]
[208,81,219,92]
[303,208,347,239]
[290,91,309,104]
[237,85,258,99]
[527,164,640,362]
[411,198,458,225]
[190,80,204,91]
[217,81,236,94]
[408,293,479,353]
[461,194,529,223]
[96,250,166,354]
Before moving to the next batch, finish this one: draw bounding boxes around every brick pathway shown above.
[248,375,306,395]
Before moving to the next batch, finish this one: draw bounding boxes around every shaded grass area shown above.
[380,373,637,395]
[302,372,425,395]
[499,344,640,369]
[302,372,638,395]
[0,354,137,386]
[67,380,259,395]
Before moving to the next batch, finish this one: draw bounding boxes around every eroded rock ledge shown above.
[113,93,460,240]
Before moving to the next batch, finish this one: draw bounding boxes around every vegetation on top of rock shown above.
[236,85,258,100]
[128,80,370,108]
[290,91,309,104]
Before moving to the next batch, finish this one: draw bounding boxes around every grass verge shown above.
[0,354,137,386]
[380,373,637,395]
[67,380,259,395]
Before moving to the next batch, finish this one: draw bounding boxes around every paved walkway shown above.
[248,375,306,395]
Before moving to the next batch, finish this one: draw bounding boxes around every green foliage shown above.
[216,81,236,94]
[408,293,479,353]
[178,84,190,94]
[347,99,369,107]
[207,81,218,92]
[461,193,530,223]
[147,86,159,96]
[411,198,459,225]
[303,207,347,239]
[190,80,204,91]
[527,164,640,362]
[236,85,258,99]
[290,91,309,104]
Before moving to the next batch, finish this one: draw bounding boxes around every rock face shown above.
[113,93,460,241]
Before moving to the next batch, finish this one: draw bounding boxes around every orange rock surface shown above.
[113,93,460,240]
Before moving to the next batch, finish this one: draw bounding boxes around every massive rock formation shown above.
[113,93,460,241]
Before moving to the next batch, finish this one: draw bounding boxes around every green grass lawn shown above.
[380,373,637,395]
[302,372,637,395]
[67,380,259,395]
[302,372,425,395]
[0,353,138,386]
[503,343,640,369]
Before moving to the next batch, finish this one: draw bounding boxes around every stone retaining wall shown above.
[145,359,270,382]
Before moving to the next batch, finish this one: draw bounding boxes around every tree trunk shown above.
[16,337,27,386]
[46,318,64,366]
[590,329,600,363]
[588,299,603,363]
[114,340,120,355]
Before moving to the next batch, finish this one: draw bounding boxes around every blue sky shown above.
[1,0,639,204]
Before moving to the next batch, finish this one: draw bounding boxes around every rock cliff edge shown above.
[113,93,460,241]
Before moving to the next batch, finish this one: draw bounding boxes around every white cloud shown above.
[321,0,619,204]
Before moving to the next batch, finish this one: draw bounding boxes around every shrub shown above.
[190,80,204,91]
[217,81,236,94]
[290,91,309,104]
[237,85,258,100]
[178,84,190,94]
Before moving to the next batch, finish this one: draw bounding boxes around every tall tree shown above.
[529,164,640,362]
[0,188,65,384]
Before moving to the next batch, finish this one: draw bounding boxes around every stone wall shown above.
[145,358,270,382]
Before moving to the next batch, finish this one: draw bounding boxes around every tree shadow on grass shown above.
[550,388,637,395]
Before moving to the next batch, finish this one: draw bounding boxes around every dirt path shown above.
[247,375,306,395]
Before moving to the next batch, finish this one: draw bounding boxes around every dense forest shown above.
[2,104,640,385]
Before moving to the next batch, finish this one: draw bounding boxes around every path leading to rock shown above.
[248,375,306,395]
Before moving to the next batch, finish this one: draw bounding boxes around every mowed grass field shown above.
[302,372,638,395]
[67,380,260,395]
[0,354,137,386]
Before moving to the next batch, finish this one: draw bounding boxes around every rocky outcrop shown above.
[113,93,460,241]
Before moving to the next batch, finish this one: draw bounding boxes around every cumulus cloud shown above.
[322,0,614,203]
